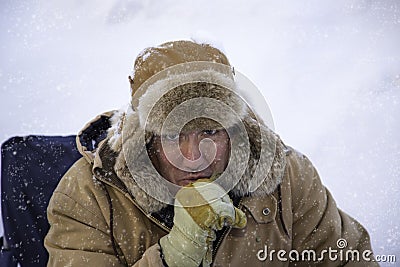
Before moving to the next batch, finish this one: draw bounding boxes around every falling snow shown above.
[0,0,399,266]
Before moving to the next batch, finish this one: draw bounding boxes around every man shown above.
[45,40,378,266]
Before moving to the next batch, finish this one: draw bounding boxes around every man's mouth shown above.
[179,173,210,186]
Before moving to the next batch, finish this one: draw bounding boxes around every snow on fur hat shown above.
[129,40,251,135]
[129,40,230,95]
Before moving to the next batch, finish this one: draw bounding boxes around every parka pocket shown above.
[241,194,277,224]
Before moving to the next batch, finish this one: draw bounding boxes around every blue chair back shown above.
[1,135,81,267]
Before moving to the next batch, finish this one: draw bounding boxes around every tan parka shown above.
[44,111,378,267]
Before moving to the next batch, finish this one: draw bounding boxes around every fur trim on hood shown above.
[87,40,287,214]
[98,105,287,214]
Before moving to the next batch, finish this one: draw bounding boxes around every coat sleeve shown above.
[44,159,165,267]
[44,157,123,267]
[45,190,124,267]
[45,192,165,267]
[286,151,378,266]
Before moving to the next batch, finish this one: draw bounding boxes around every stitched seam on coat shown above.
[52,191,106,222]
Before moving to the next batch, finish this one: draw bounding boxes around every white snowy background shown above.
[1,0,399,264]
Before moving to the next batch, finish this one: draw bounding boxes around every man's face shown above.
[149,129,230,186]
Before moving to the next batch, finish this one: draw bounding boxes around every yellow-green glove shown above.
[159,179,247,267]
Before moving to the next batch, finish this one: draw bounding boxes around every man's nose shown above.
[180,134,201,161]
[179,134,207,171]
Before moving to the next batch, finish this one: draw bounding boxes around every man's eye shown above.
[165,133,179,141]
[203,129,218,136]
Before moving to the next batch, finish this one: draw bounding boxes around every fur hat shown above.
[129,40,250,135]
[129,40,230,96]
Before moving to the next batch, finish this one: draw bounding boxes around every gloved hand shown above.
[159,179,247,267]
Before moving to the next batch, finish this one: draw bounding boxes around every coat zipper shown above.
[98,178,171,233]
[211,198,244,266]
[100,176,247,257]
[212,226,231,264]
[131,196,171,233]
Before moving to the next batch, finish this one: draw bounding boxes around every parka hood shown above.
[77,40,288,214]
[101,106,287,214]
[76,111,115,164]
[76,111,287,216]
[74,108,287,216]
